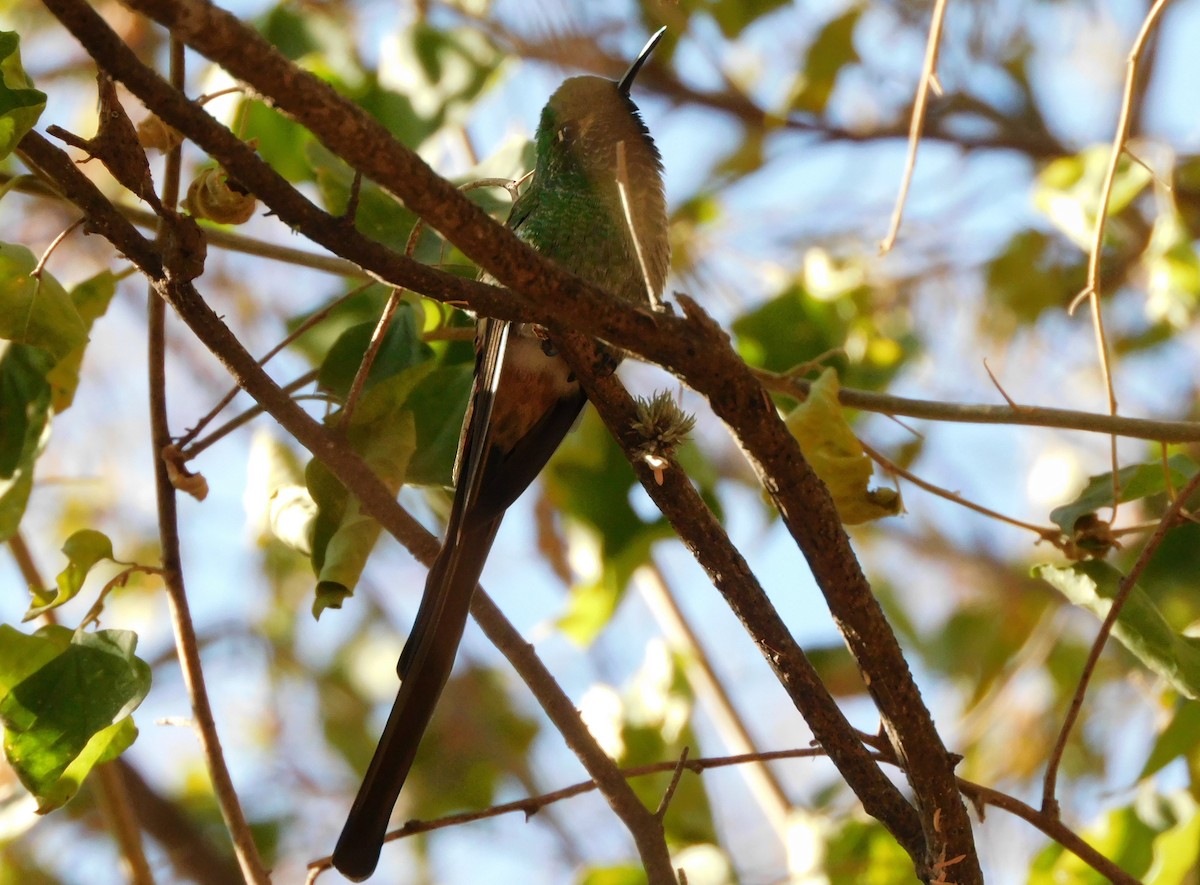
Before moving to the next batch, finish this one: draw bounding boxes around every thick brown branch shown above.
[40,0,514,317]
[555,332,926,859]
[51,1,979,877]
[19,128,677,885]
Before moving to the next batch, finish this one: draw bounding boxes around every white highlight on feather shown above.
[615,139,662,311]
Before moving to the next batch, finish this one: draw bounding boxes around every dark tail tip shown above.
[331,828,383,882]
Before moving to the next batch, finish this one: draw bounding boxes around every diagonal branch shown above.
[46,1,980,877]
[18,128,678,885]
[1041,469,1200,816]
[1075,0,1175,519]
[880,0,951,253]
[554,331,927,860]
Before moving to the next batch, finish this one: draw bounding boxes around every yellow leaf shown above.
[784,369,901,525]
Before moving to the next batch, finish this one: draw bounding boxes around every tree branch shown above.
[1041,469,1200,816]
[142,38,270,879]
[553,330,927,861]
[18,128,678,885]
[45,1,981,876]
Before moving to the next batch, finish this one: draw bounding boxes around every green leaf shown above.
[784,368,901,524]
[987,230,1085,324]
[731,278,914,392]
[0,465,33,547]
[394,23,502,132]
[0,624,68,694]
[557,573,625,646]
[1049,453,1199,534]
[308,365,432,616]
[577,866,647,885]
[0,344,53,542]
[404,363,472,487]
[245,431,315,552]
[40,718,138,812]
[824,815,916,883]
[1034,145,1152,250]
[44,271,117,412]
[309,144,429,254]
[547,410,670,558]
[0,32,46,160]
[1144,205,1200,330]
[1034,561,1200,698]
[787,9,861,114]
[286,284,395,369]
[308,137,510,264]
[705,0,791,39]
[1149,801,1200,885]
[256,5,324,60]
[238,100,314,183]
[316,303,433,399]
[544,411,675,644]
[25,530,116,621]
[1140,701,1200,779]
[0,625,150,810]
[0,243,87,361]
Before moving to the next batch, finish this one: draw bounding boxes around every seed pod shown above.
[185,166,256,224]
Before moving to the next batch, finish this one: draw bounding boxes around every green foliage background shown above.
[1,0,1199,883]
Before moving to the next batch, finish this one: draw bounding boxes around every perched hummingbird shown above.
[332,29,670,880]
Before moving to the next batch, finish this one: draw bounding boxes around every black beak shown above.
[617,26,666,96]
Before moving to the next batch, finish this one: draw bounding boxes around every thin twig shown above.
[32,216,85,277]
[175,281,373,450]
[151,254,272,885]
[196,85,245,105]
[343,169,362,223]
[339,287,402,428]
[959,779,1141,885]
[467,591,678,884]
[147,39,270,885]
[756,369,1200,443]
[654,747,690,820]
[1041,469,1200,816]
[879,0,950,253]
[1,171,369,278]
[860,439,1058,540]
[1123,146,1170,190]
[1075,0,1174,520]
[76,564,165,630]
[422,326,475,342]
[298,740,1136,885]
[184,370,318,458]
[306,747,833,877]
[981,358,1022,411]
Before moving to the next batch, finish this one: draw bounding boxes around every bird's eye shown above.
[556,123,577,144]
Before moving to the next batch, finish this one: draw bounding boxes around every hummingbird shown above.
[332,28,670,880]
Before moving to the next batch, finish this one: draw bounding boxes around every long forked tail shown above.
[331,518,501,881]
